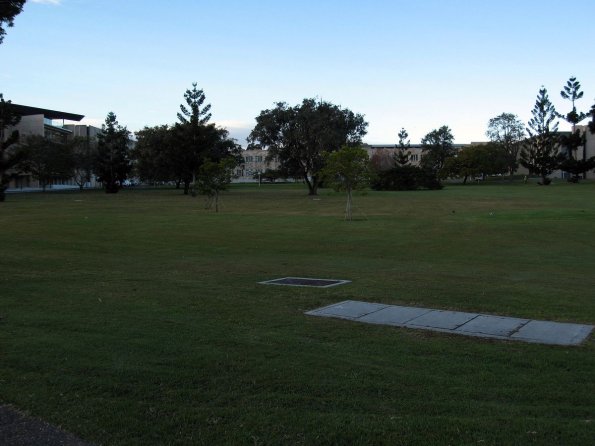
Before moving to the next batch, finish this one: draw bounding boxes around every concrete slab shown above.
[406,310,479,330]
[259,277,351,288]
[305,300,388,320]
[510,320,594,346]
[456,315,529,337]
[359,306,433,326]
[305,300,593,346]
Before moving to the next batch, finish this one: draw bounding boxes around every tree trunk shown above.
[215,191,219,213]
[345,188,353,221]
[462,175,468,185]
[183,180,190,195]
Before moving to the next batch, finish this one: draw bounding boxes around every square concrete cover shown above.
[358,306,433,326]
[456,315,529,337]
[406,310,478,330]
[306,300,388,319]
[510,320,594,346]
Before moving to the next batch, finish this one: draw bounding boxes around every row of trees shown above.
[0,84,242,205]
[3,76,595,203]
[134,83,241,196]
[0,97,132,201]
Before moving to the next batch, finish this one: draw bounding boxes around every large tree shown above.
[173,83,214,194]
[420,125,455,173]
[0,93,25,201]
[520,87,563,185]
[70,136,98,190]
[321,146,371,221]
[441,143,507,184]
[21,135,74,191]
[248,98,368,195]
[134,125,177,185]
[95,112,131,193]
[486,113,525,178]
[557,76,593,181]
[0,0,26,44]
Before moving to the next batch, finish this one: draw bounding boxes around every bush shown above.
[371,166,442,191]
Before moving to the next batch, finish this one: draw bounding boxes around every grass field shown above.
[1,182,594,445]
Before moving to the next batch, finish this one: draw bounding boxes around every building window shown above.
[255,156,263,162]
[245,156,253,162]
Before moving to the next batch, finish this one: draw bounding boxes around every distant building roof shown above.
[10,104,84,121]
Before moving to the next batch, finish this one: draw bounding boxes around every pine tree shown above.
[174,83,213,195]
[394,128,411,166]
[558,76,592,181]
[520,87,562,185]
[95,112,131,193]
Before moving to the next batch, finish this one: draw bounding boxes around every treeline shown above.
[0,85,242,205]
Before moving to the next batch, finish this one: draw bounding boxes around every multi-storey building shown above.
[235,148,280,182]
[3,104,103,190]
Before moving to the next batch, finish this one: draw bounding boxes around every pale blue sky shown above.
[2,0,594,145]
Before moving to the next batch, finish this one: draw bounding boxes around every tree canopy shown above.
[520,87,562,185]
[420,125,455,173]
[248,98,368,195]
[321,146,371,221]
[441,143,507,184]
[0,93,24,201]
[0,0,26,44]
[486,113,525,177]
[95,112,132,193]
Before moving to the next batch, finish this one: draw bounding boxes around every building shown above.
[364,143,469,169]
[235,148,280,182]
[3,104,103,190]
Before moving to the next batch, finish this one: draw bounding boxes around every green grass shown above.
[1,181,594,445]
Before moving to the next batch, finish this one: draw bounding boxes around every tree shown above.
[177,82,212,126]
[95,112,131,193]
[248,98,368,196]
[559,76,587,127]
[321,146,372,221]
[441,143,507,184]
[0,0,26,44]
[70,136,97,190]
[394,128,411,166]
[21,135,74,191]
[174,83,214,194]
[134,125,177,185]
[520,87,563,185]
[420,125,455,173]
[196,157,237,212]
[0,93,25,202]
[558,76,593,181]
[486,113,525,178]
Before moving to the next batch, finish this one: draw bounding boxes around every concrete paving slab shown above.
[406,310,479,330]
[359,306,433,326]
[456,315,529,337]
[510,320,594,346]
[305,300,593,346]
[305,300,388,320]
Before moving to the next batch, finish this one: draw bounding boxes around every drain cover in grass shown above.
[259,277,351,288]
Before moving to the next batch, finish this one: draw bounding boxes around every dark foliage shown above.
[248,98,367,195]
[95,112,131,193]
[372,165,442,191]
[0,0,26,44]
[0,93,25,201]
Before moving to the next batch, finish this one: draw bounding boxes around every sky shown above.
[2,0,595,146]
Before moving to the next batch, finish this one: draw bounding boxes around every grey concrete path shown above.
[306,300,593,346]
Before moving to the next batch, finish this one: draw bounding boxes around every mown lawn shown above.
[1,182,594,445]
